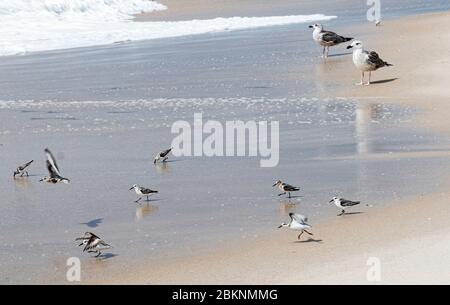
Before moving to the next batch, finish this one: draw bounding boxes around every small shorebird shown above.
[39,148,70,184]
[130,184,158,203]
[273,180,300,198]
[76,232,112,258]
[278,213,313,240]
[347,40,393,85]
[329,197,361,216]
[309,23,353,58]
[154,148,172,164]
[13,160,34,178]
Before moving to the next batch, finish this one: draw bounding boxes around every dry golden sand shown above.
[95,12,450,284]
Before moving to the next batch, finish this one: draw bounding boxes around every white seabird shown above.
[329,197,361,216]
[273,180,300,198]
[309,24,353,58]
[130,184,158,203]
[13,160,33,178]
[39,148,70,184]
[347,40,393,85]
[278,213,313,240]
[154,148,172,164]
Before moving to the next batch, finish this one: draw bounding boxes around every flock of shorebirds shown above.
[14,146,362,256]
[309,23,392,85]
[10,21,385,257]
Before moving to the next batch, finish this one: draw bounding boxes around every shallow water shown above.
[1,97,450,283]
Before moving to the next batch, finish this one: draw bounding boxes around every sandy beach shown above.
[1,1,450,285]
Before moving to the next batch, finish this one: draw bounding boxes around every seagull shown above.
[130,184,158,203]
[13,160,34,178]
[309,23,353,58]
[77,232,112,258]
[347,40,393,85]
[39,148,70,184]
[278,213,313,240]
[273,180,300,198]
[329,197,361,216]
[154,148,172,164]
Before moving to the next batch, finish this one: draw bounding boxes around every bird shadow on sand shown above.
[295,238,323,244]
[280,195,303,199]
[96,253,118,261]
[161,159,185,163]
[339,212,364,216]
[369,78,399,84]
[80,218,103,228]
[327,52,353,58]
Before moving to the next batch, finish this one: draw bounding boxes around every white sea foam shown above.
[0,0,336,56]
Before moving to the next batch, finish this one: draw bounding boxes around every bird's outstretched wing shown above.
[289,213,308,224]
[340,199,360,207]
[19,160,34,170]
[160,148,172,158]
[75,232,98,241]
[45,148,61,177]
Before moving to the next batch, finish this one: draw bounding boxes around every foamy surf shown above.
[0,0,336,56]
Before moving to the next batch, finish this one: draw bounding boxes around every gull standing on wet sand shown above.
[273,180,300,198]
[309,23,353,58]
[154,148,172,164]
[76,232,112,258]
[278,213,313,240]
[130,184,158,203]
[329,197,361,216]
[39,148,70,184]
[347,40,393,85]
[13,160,33,178]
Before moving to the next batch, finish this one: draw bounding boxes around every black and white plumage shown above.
[309,23,353,58]
[278,212,313,240]
[273,180,300,198]
[347,40,393,85]
[39,148,70,184]
[13,160,33,178]
[329,197,361,216]
[76,232,112,258]
[154,148,172,164]
[130,184,158,203]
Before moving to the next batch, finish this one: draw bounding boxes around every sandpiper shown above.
[39,148,70,184]
[154,148,172,164]
[273,180,300,198]
[329,197,361,216]
[278,213,313,240]
[78,232,112,258]
[130,184,158,203]
[13,160,34,178]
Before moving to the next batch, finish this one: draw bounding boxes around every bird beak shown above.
[129,187,134,190]
[308,25,313,28]
[346,45,353,49]
[277,225,283,229]
[272,183,277,187]
[329,200,334,203]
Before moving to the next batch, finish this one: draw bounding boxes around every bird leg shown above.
[288,192,291,198]
[322,47,326,58]
[338,210,345,216]
[26,171,29,177]
[298,231,304,240]
[304,230,313,236]
[95,251,102,258]
[356,72,364,85]
[365,71,372,85]
[326,46,330,58]
[135,197,142,203]
[146,196,150,201]
[278,192,286,197]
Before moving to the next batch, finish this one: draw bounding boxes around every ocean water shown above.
[0,0,337,56]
